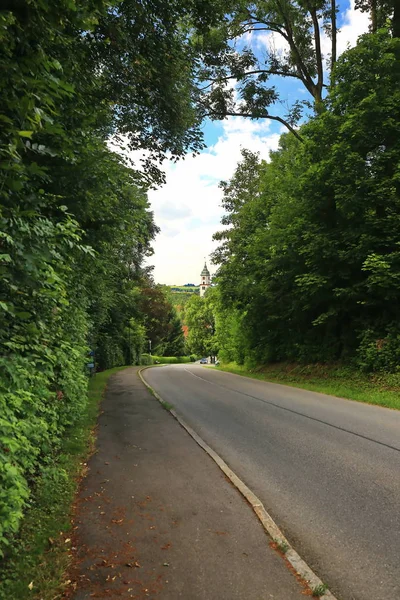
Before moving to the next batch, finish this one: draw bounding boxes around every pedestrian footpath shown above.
[66,367,308,599]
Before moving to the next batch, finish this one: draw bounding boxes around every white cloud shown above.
[147,117,281,284]
[256,30,290,54]
[157,202,192,220]
[336,0,370,55]
[320,0,370,68]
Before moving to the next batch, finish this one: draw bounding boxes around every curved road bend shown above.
[143,364,400,600]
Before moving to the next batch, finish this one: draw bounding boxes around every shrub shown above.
[151,356,191,364]
[357,329,400,373]
[140,353,154,365]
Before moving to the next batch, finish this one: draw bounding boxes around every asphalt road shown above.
[143,364,400,600]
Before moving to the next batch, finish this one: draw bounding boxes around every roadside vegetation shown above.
[0,367,126,600]
[140,354,197,365]
[210,30,400,375]
[185,9,400,406]
[1,0,399,593]
[217,363,400,411]
[1,0,197,560]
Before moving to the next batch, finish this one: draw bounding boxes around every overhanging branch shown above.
[199,69,302,91]
[204,109,304,142]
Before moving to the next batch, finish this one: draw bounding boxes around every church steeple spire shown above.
[200,261,211,297]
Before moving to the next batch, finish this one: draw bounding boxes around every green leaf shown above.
[15,312,32,320]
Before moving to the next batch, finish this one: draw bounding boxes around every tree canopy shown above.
[0,0,195,555]
[211,30,400,371]
[194,0,399,134]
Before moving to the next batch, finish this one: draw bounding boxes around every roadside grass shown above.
[312,583,329,597]
[160,400,174,412]
[217,362,400,411]
[0,366,128,600]
[275,540,289,555]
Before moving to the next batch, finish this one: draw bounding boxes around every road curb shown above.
[138,366,337,600]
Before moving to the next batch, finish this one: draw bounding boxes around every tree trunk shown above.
[370,0,377,33]
[331,0,337,69]
[310,8,324,99]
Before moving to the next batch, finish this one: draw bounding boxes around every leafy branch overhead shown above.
[193,0,397,136]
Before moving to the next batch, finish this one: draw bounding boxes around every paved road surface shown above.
[143,364,400,600]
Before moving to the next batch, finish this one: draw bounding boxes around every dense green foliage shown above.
[168,286,200,314]
[1,0,400,572]
[141,355,195,365]
[139,284,185,357]
[185,292,219,358]
[211,31,400,372]
[0,0,204,556]
[0,367,127,600]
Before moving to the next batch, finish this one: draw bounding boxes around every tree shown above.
[185,293,218,358]
[139,284,185,356]
[355,0,398,35]
[195,0,340,137]
[212,31,400,369]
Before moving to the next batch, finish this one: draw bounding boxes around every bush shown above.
[357,329,400,373]
[140,353,154,365]
[151,356,191,364]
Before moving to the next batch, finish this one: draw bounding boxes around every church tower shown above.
[200,262,211,297]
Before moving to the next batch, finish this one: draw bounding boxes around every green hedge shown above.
[140,354,193,365]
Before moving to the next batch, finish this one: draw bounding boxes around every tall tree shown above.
[185,293,218,358]
[212,31,400,369]
[195,0,340,137]
[139,284,185,356]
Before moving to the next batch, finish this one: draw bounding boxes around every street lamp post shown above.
[149,339,152,356]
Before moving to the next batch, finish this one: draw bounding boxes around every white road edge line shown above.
[138,366,337,600]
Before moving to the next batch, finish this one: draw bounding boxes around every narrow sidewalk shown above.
[66,367,308,600]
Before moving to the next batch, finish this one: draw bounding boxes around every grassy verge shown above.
[0,366,128,600]
[217,362,400,410]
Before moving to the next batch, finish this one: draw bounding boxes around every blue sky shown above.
[146,0,370,285]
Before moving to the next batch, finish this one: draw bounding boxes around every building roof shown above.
[201,262,210,277]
